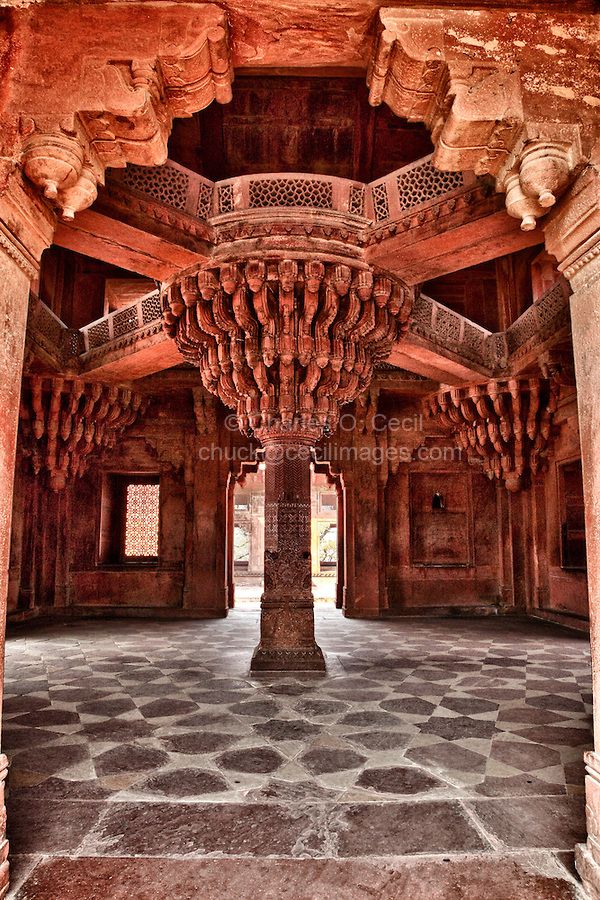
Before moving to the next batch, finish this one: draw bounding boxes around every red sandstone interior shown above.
[0,2,599,898]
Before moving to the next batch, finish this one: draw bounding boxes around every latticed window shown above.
[98,474,160,565]
[124,482,160,558]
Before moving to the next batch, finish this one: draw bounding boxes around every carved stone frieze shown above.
[19,376,148,490]
[427,377,559,491]
[192,386,217,436]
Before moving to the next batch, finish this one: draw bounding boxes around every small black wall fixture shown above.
[432,492,445,511]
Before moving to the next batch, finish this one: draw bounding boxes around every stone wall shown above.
[8,378,234,620]
[527,389,589,628]
[6,384,589,627]
[384,440,503,616]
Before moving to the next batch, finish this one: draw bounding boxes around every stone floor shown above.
[2,610,592,899]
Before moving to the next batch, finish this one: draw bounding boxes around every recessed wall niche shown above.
[409,472,472,567]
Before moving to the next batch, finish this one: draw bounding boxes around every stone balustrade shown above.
[27,277,572,381]
[409,293,492,370]
[504,278,571,362]
[109,154,477,226]
[80,291,162,354]
[26,294,84,366]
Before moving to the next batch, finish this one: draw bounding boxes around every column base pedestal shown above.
[250,644,326,672]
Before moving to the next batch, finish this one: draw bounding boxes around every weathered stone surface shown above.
[11,856,583,900]
[2,5,600,897]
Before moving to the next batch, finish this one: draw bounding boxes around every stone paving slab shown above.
[3,611,591,897]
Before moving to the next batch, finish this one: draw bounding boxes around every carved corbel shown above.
[367,17,447,127]
[427,377,559,491]
[19,20,233,220]
[20,377,148,490]
[497,128,585,231]
[368,11,588,233]
[164,257,409,438]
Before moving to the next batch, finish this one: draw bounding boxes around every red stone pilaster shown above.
[545,166,600,898]
[0,179,53,898]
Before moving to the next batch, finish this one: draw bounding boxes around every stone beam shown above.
[367,204,543,285]
[386,339,489,385]
[79,333,183,383]
[396,294,494,384]
[54,209,210,281]
[93,157,544,286]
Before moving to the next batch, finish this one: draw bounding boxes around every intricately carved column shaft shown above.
[553,244,600,898]
[19,376,148,490]
[251,432,325,671]
[0,222,43,899]
[427,377,558,491]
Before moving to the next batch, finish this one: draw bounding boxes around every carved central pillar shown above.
[252,428,324,670]
[163,255,412,670]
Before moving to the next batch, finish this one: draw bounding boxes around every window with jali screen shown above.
[124,482,160,559]
[98,474,160,564]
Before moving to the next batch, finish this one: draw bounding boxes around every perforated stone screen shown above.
[196,182,214,218]
[349,185,365,216]
[113,306,139,337]
[141,293,162,324]
[397,160,463,211]
[248,178,333,209]
[124,483,160,558]
[88,320,110,349]
[121,165,189,212]
[372,183,390,222]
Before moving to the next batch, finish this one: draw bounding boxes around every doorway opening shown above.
[229,462,341,609]
[232,464,265,608]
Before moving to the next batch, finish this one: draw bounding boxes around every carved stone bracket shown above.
[14,7,233,220]
[163,258,413,439]
[19,376,148,490]
[367,9,595,231]
[426,377,559,491]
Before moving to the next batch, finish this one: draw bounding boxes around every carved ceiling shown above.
[169,76,434,182]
